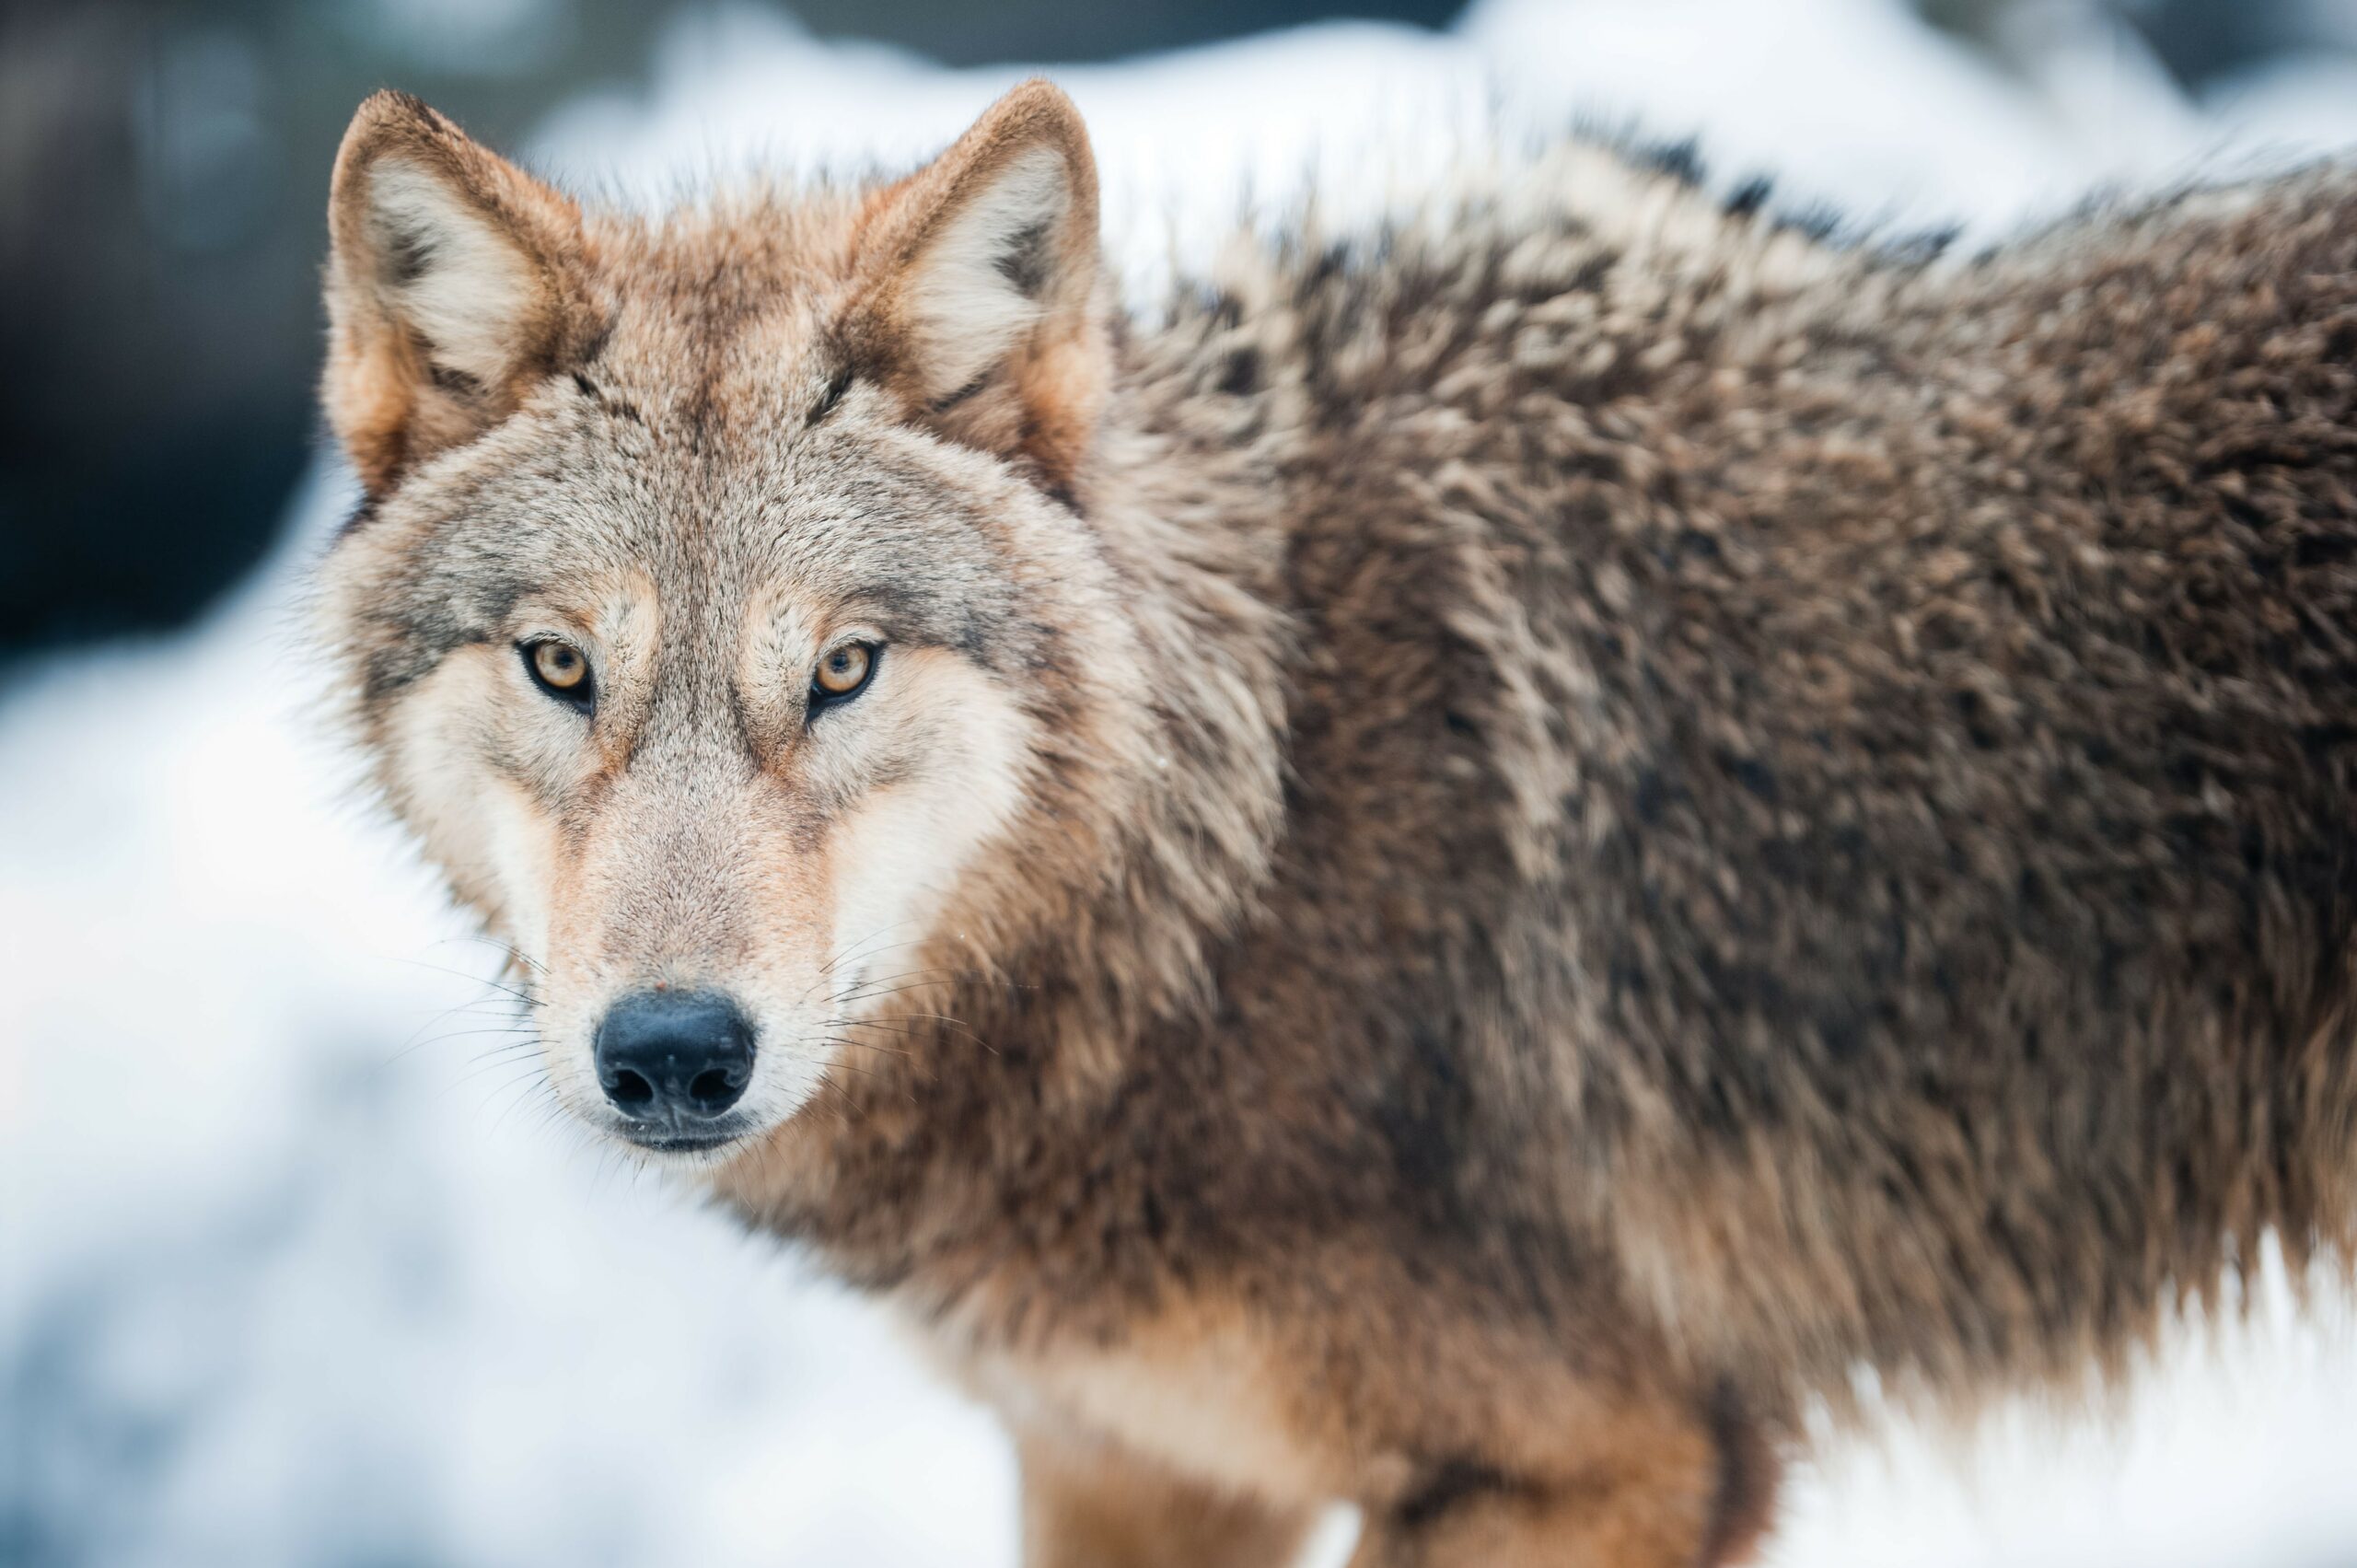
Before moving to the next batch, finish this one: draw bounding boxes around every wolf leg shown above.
[1017,1426,1321,1568]
[1347,1399,1776,1568]
[1349,1492,1706,1568]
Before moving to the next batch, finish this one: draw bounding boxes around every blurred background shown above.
[18,0,2357,673]
[6,2,2357,1565]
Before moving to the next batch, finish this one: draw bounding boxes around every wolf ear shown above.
[845,81,1108,491]
[324,92,591,493]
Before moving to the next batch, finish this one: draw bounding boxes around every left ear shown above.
[843,80,1108,491]
[323,91,592,494]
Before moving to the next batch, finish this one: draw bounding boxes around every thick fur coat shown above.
[315,83,2357,1566]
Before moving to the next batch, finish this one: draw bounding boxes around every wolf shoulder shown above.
[1262,157,2357,1036]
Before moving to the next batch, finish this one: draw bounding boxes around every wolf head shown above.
[315,85,1225,1163]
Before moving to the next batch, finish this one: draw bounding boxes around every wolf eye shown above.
[521,639,594,709]
[809,642,877,710]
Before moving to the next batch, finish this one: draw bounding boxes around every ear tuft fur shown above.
[360,158,543,390]
[900,142,1075,401]
[848,81,1109,490]
[324,92,589,492]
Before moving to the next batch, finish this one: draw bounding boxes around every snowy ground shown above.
[7,2,2357,1563]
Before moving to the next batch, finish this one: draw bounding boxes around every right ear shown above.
[324,92,592,493]
[840,82,1108,490]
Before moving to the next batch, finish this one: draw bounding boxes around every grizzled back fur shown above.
[1427,168,2357,1401]
[1131,153,2357,1411]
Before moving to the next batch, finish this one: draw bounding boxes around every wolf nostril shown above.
[592,989,755,1127]
[686,1066,742,1111]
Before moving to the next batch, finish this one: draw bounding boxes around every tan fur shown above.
[1016,1427,1320,1568]
[318,81,2357,1565]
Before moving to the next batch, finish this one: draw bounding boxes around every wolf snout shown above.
[592,989,755,1141]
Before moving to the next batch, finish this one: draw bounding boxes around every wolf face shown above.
[317,86,1158,1160]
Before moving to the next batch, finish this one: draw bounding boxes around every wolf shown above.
[314,79,2357,1565]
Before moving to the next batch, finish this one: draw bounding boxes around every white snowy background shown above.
[7,1,2357,1563]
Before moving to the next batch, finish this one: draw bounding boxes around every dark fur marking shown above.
[334,492,383,540]
[566,368,641,422]
[1308,239,1352,288]
[1373,1026,1470,1222]
[1217,345,1262,397]
[1395,1458,1523,1532]
[378,219,435,287]
[1633,766,1681,825]
[427,362,482,398]
[575,318,615,366]
[1724,175,1775,219]
[1893,223,1961,263]
[929,372,993,415]
[1635,136,1706,189]
[1699,1384,1780,1566]
[1721,750,1779,805]
[993,217,1056,298]
[807,366,854,426]
[844,579,993,667]
[1778,203,1850,246]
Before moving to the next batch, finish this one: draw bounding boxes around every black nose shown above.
[593,990,755,1127]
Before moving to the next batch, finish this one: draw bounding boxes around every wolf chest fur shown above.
[317,80,2357,1566]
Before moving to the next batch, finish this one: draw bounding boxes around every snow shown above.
[6,3,2357,1564]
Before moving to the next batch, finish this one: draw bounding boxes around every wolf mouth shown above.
[613,1124,751,1156]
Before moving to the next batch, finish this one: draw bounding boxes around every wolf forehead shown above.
[334,364,1035,698]
[542,192,872,426]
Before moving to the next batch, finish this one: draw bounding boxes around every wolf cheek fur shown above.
[315,79,2357,1567]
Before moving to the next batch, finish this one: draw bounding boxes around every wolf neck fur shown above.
[710,316,1301,1293]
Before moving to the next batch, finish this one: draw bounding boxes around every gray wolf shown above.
[314,81,2357,1565]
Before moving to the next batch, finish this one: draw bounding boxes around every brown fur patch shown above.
[1016,1426,1319,1568]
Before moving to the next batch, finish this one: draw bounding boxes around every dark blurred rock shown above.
[787,0,1458,67]
[1916,0,2352,89]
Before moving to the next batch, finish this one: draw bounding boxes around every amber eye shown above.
[521,639,594,708]
[810,642,877,708]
